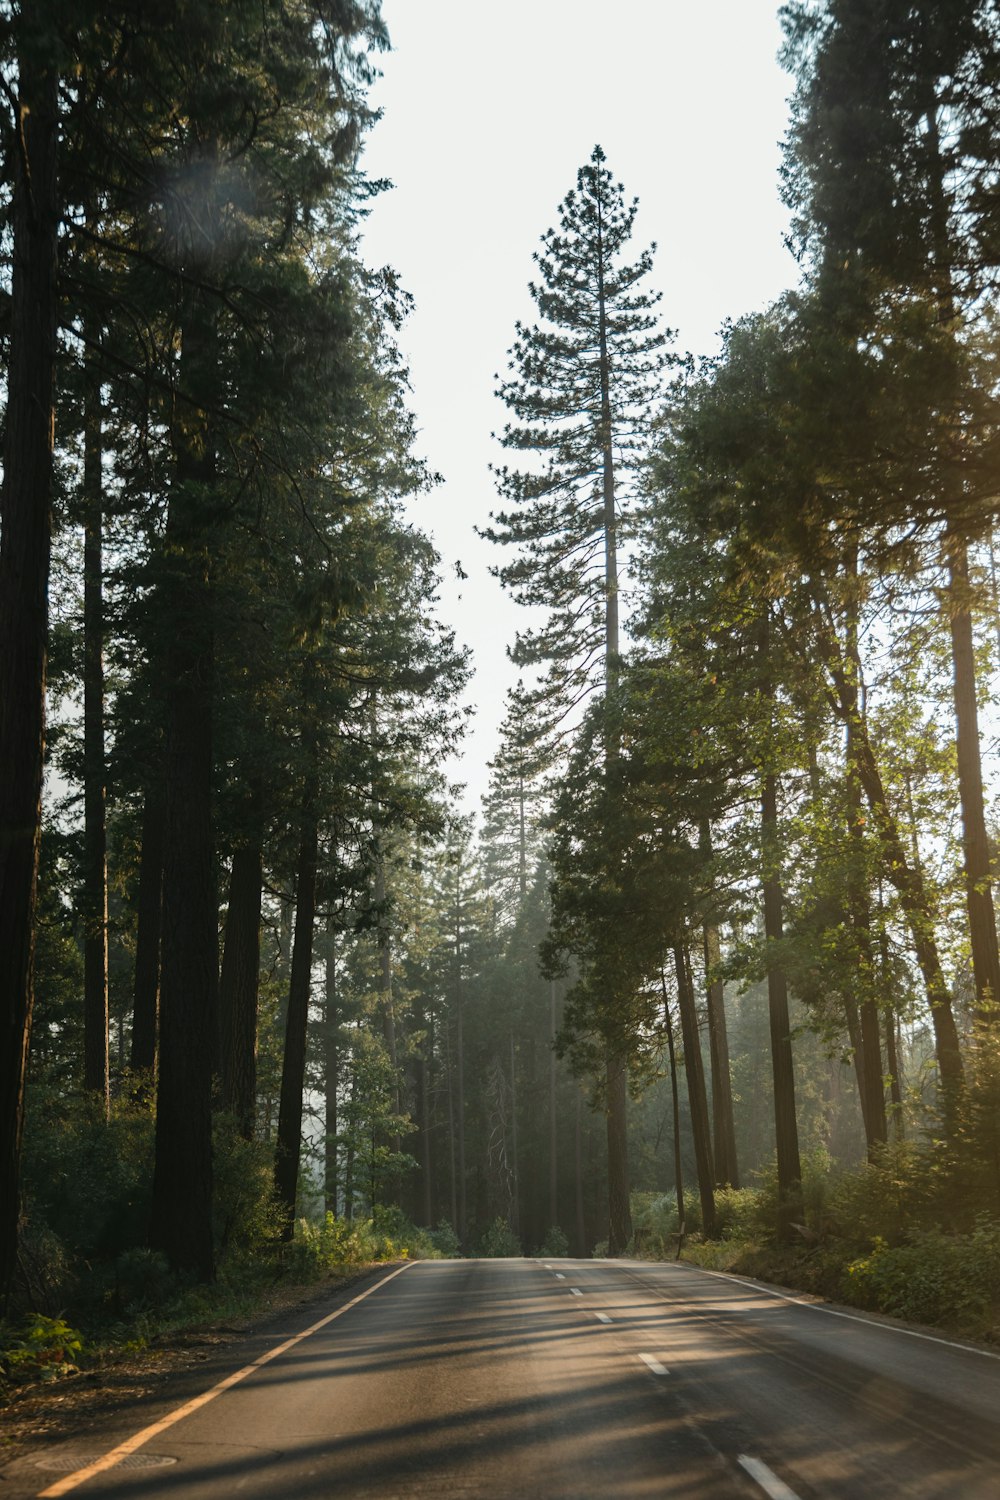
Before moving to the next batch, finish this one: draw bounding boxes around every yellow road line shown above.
[37,1261,413,1498]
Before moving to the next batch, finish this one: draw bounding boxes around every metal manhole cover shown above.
[36,1453,178,1472]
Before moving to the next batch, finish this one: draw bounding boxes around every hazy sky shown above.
[359,0,800,810]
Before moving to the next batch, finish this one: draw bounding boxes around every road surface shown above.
[4,1257,1000,1497]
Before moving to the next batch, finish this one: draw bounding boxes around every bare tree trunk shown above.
[324,920,338,1217]
[218,832,262,1138]
[131,781,164,1077]
[702,921,738,1187]
[510,1034,520,1238]
[0,20,58,1312]
[275,810,318,1237]
[82,358,109,1113]
[843,569,887,1155]
[947,536,1000,1018]
[549,981,558,1232]
[605,1052,631,1253]
[661,972,685,1255]
[761,767,803,1240]
[457,993,467,1247]
[149,309,218,1282]
[673,942,716,1237]
[574,1089,585,1256]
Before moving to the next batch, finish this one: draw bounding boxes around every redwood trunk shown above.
[673,943,716,1237]
[761,769,803,1240]
[131,783,164,1075]
[703,922,739,1187]
[218,837,262,1137]
[275,812,319,1236]
[149,312,219,1282]
[947,537,1000,1018]
[605,1051,632,1253]
[0,35,59,1311]
[82,361,109,1111]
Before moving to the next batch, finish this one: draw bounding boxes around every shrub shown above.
[843,1219,1000,1331]
[477,1217,521,1257]
[537,1225,569,1257]
[428,1220,461,1257]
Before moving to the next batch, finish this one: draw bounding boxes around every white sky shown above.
[359,0,800,811]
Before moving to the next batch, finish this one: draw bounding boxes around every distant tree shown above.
[484,145,673,1254]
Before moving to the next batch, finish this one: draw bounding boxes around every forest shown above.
[4,0,1000,1360]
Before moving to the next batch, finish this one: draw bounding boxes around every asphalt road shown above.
[5,1257,1000,1498]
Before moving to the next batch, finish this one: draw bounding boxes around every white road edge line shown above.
[594,1312,613,1324]
[638,1352,669,1376]
[35,1262,414,1499]
[688,1265,1000,1360]
[738,1454,801,1499]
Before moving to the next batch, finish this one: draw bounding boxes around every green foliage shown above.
[427,1220,462,1257]
[844,1221,1000,1333]
[477,1217,522,1258]
[283,1210,447,1281]
[0,1314,85,1393]
[212,1116,285,1272]
[537,1225,569,1257]
[21,1088,155,1275]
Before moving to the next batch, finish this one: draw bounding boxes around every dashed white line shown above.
[638,1353,669,1376]
[570,1287,583,1296]
[593,1312,613,1324]
[554,1272,566,1279]
[738,1454,801,1499]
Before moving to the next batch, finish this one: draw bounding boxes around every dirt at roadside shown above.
[0,1266,381,1464]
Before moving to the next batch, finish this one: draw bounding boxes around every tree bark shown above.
[275,810,318,1237]
[131,781,164,1076]
[549,980,558,1232]
[605,1052,632,1253]
[324,920,339,1217]
[761,767,803,1241]
[0,23,59,1311]
[843,568,887,1154]
[673,943,716,1237]
[149,311,219,1282]
[702,920,739,1187]
[946,536,1000,1019]
[82,359,109,1112]
[661,973,685,1253]
[218,834,262,1137]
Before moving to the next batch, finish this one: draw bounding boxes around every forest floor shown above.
[0,1264,387,1465]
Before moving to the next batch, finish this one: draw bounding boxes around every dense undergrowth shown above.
[625,1144,1000,1343]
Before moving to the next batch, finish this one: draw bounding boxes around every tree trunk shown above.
[947,536,1000,1019]
[218,834,262,1138]
[661,974,685,1253]
[813,607,965,1120]
[0,24,59,1312]
[457,991,467,1247]
[274,810,318,1237]
[549,980,558,1232]
[131,781,164,1076]
[82,359,109,1113]
[843,569,887,1154]
[574,1088,585,1256]
[702,921,739,1187]
[510,1034,520,1238]
[605,1051,632,1253]
[761,766,803,1242]
[324,920,338,1217]
[149,311,219,1282]
[673,943,716,1238]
